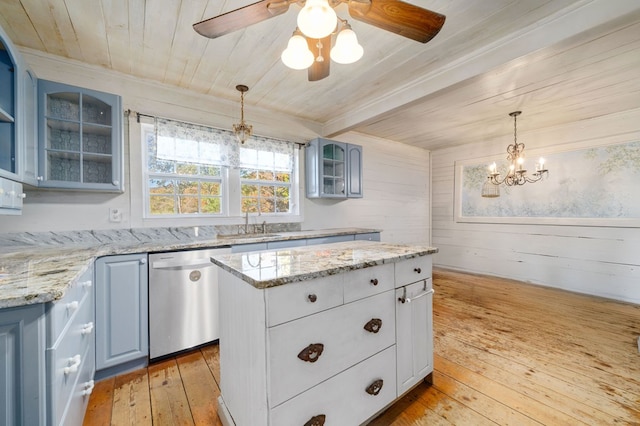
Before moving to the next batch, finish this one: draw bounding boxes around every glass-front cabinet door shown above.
[0,33,17,178]
[38,80,123,191]
[322,142,346,197]
[305,138,363,199]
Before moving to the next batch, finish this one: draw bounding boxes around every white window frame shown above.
[140,121,300,221]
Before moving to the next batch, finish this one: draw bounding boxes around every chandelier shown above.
[281,0,364,71]
[233,84,252,144]
[482,111,548,198]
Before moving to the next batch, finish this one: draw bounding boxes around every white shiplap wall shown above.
[0,50,431,243]
[431,109,640,304]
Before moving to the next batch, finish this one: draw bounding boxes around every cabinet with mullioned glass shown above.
[305,138,362,199]
[37,80,123,191]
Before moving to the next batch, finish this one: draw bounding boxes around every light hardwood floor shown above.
[83,269,640,425]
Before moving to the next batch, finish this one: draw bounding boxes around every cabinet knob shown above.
[414,267,422,274]
[308,294,317,303]
[139,258,147,265]
[66,300,79,312]
[370,278,379,286]
[298,343,324,363]
[112,180,120,186]
[366,379,384,396]
[36,176,44,181]
[64,354,82,375]
[19,193,26,199]
[81,322,94,335]
[81,380,95,397]
[364,318,382,333]
[304,414,326,426]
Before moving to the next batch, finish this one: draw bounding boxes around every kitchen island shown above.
[211,240,438,426]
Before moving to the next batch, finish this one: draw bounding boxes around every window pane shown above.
[178,196,199,214]
[150,195,176,215]
[148,157,175,173]
[276,199,290,213]
[178,180,198,195]
[275,172,290,182]
[200,165,221,177]
[240,169,257,179]
[201,182,221,196]
[276,186,289,198]
[242,198,258,213]
[260,199,275,213]
[201,197,221,214]
[257,171,274,181]
[176,163,198,175]
[149,179,175,195]
[242,184,258,196]
[260,185,275,198]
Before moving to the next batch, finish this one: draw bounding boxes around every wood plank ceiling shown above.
[0,0,639,150]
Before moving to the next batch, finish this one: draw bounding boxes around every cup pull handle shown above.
[366,379,384,396]
[304,414,326,426]
[364,318,382,333]
[298,343,324,363]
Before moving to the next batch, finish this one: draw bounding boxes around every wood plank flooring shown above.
[83,269,640,425]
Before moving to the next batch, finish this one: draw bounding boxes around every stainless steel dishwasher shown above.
[149,247,231,359]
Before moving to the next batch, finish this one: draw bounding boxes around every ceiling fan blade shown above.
[193,0,289,39]
[307,36,331,81]
[348,0,445,43]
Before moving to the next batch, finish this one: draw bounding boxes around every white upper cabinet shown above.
[305,138,363,199]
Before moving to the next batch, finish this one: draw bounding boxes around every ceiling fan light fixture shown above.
[297,0,337,39]
[281,32,314,70]
[330,25,363,64]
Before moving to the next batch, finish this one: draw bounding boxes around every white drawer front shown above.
[270,345,397,426]
[343,264,394,304]
[268,290,395,407]
[58,338,96,426]
[47,291,94,426]
[48,266,93,345]
[394,256,432,287]
[266,274,343,327]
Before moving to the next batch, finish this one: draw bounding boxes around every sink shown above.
[217,233,280,239]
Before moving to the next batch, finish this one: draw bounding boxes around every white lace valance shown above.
[155,117,295,170]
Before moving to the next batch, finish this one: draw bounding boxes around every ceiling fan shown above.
[193,0,446,81]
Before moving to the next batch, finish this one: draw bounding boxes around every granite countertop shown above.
[211,240,439,289]
[0,227,379,309]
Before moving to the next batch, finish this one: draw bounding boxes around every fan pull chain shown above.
[316,40,324,62]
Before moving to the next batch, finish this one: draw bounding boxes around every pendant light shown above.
[297,0,337,39]
[233,85,252,144]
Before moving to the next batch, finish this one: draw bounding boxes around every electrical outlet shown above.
[109,208,122,223]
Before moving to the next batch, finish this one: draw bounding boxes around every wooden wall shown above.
[0,49,431,245]
[431,108,640,304]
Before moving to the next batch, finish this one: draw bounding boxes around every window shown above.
[142,117,297,218]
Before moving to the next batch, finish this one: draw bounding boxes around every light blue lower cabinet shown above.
[95,253,149,377]
[45,263,95,426]
[306,234,355,245]
[0,303,46,426]
[266,239,307,250]
[355,232,381,241]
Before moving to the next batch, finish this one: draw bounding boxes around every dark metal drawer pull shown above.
[370,278,379,286]
[364,318,382,333]
[308,294,317,303]
[366,379,384,396]
[304,414,326,426]
[298,343,324,363]
[414,267,422,273]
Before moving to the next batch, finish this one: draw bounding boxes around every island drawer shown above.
[46,289,94,426]
[266,274,343,327]
[270,345,396,426]
[343,263,394,303]
[267,290,395,407]
[394,256,432,287]
[47,264,94,345]
[58,340,96,426]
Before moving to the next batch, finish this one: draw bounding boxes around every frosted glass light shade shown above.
[297,0,337,39]
[281,34,314,70]
[330,28,363,64]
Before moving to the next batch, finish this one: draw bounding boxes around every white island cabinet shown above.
[211,240,438,426]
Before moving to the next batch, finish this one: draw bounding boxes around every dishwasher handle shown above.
[151,258,217,270]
